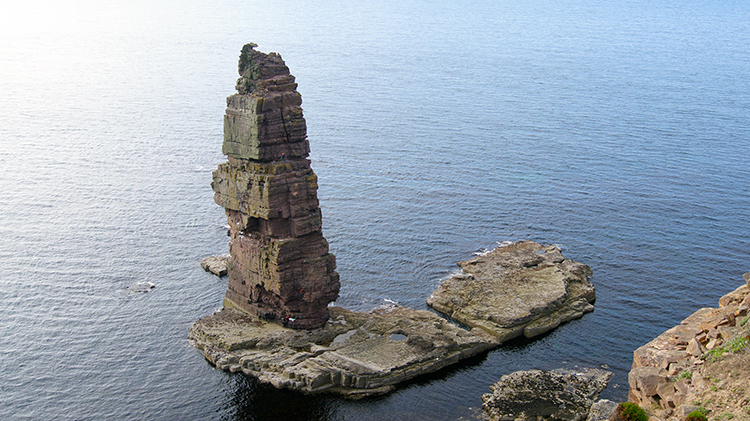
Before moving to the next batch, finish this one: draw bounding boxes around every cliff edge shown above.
[628,273,750,420]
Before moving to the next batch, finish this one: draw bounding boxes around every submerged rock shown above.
[189,305,499,397]
[201,255,228,277]
[481,368,613,421]
[427,240,596,342]
[126,281,155,294]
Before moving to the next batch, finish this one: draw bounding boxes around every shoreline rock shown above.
[480,367,614,421]
[427,240,596,342]
[627,274,750,420]
[191,240,599,396]
[201,255,228,277]
[189,305,500,397]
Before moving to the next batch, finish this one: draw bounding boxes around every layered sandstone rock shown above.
[189,305,499,396]
[480,368,614,421]
[211,44,339,329]
[627,275,750,420]
[427,240,596,342]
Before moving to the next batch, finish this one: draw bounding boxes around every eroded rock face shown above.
[211,44,339,329]
[628,276,750,420]
[189,305,500,396]
[427,240,596,342]
[480,368,613,421]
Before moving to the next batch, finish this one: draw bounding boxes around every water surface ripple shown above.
[1,1,749,420]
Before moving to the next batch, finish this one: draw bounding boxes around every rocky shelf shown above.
[189,305,499,397]
[427,240,596,342]
[481,367,615,421]
[192,240,598,396]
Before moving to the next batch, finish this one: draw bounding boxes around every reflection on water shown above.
[224,350,493,421]
[225,375,340,421]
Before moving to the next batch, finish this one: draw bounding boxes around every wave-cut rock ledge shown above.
[189,305,499,397]
[191,240,597,396]
[427,240,596,342]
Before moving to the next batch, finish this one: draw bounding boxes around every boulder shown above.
[201,255,228,277]
[189,305,500,396]
[427,240,595,342]
[587,399,618,421]
[480,368,613,421]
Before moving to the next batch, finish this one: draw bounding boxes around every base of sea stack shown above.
[189,305,500,397]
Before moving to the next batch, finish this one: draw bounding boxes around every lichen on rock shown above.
[480,368,613,421]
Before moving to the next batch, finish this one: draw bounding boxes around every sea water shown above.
[1,0,749,419]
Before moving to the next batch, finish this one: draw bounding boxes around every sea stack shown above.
[211,43,340,329]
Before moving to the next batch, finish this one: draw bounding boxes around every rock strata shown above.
[628,274,750,420]
[189,305,500,397]
[481,368,614,421]
[427,240,596,342]
[211,44,340,329]
[194,45,604,398]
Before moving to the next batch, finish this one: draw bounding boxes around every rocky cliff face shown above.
[628,274,750,420]
[211,44,340,330]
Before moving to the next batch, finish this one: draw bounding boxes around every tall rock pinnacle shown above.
[211,43,340,329]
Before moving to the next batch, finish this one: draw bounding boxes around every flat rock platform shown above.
[189,305,500,397]
[427,240,596,342]
[191,240,598,396]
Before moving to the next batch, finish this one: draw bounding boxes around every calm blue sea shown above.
[1,0,749,420]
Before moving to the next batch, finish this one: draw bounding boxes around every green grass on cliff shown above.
[615,402,648,421]
[702,324,750,362]
[686,409,708,421]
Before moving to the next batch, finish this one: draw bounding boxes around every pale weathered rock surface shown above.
[201,255,228,277]
[427,240,596,342]
[628,274,750,420]
[586,399,617,421]
[211,44,340,329]
[480,368,613,421]
[189,305,500,397]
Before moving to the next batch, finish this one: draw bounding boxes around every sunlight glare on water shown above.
[1,0,749,420]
